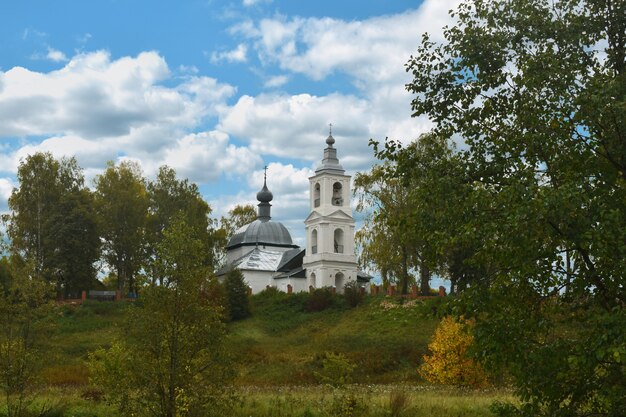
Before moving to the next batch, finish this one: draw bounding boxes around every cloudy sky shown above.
[0,0,459,246]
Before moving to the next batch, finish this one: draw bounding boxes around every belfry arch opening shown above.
[311,229,318,254]
[332,182,343,206]
[334,228,344,253]
[314,183,321,207]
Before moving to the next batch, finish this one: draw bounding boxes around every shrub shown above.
[343,281,364,308]
[224,269,250,321]
[305,288,335,312]
[314,352,355,388]
[419,316,489,387]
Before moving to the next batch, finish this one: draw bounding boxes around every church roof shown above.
[232,247,285,271]
[226,219,298,249]
[226,169,299,250]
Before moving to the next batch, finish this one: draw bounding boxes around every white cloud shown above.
[46,47,67,62]
[0,178,14,212]
[210,44,248,64]
[0,50,235,139]
[162,131,262,183]
[235,0,460,88]
[0,50,253,188]
[264,74,288,88]
[243,0,271,6]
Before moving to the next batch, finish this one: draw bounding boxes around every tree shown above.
[219,204,257,240]
[8,153,99,295]
[354,165,418,294]
[372,134,486,295]
[223,268,250,321]
[0,260,53,417]
[419,316,489,387]
[89,216,234,417]
[387,0,626,414]
[94,160,149,294]
[215,204,257,267]
[146,166,215,285]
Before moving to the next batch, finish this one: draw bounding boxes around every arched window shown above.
[310,272,317,288]
[335,272,345,291]
[314,183,321,207]
[334,228,344,253]
[332,182,343,206]
[311,229,318,254]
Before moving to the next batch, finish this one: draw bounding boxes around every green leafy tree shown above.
[89,216,234,417]
[381,0,626,415]
[8,153,99,295]
[0,260,53,417]
[223,268,250,321]
[219,204,257,239]
[354,165,418,294]
[147,166,215,285]
[373,134,486,295]
[94,160,149,294]
[215,204,257,267]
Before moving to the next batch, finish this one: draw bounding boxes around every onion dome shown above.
[226,166,299,250]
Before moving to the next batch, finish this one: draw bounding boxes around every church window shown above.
[335,272,345,291]
[311,229,318,254]
[334,228,344,253]
[314,183,321,207]
[332,182,343,206]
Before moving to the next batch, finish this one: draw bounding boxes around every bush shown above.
[419,316,488,387]
[314,352,355,388]
[224,269,251,321]
[343,281,364,308]
[305,288,335,312]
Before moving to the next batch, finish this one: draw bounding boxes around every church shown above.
[217,132,371,294]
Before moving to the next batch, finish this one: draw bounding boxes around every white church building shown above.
[217,133,371,294]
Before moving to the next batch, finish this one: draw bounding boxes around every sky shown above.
[0,0,460,249]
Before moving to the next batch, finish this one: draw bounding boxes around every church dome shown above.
[226,167,298,250]
[226,219,297,249]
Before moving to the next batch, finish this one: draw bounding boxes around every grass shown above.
[1,291,515,416]
[1,385,514,417]
[229,292,440,385]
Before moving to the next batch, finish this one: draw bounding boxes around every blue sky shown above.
[0,0,459,251]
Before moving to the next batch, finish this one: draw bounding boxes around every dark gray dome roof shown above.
[226,219,298,249]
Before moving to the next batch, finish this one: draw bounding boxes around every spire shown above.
[256,165,273,220]
[316,125,344,174]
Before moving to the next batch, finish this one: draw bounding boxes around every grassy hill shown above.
[41,291,441,387]
[7,292,513,416]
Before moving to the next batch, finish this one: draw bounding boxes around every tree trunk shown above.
[419,263,431,296]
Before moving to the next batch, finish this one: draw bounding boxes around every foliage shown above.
[305,288,336,312]
[314,352,355,388]
[215,204,257,266]
[0,260,54,417]
[93,160,148,294]
[8,153,99,296]
[371,0,626,414]
[224,268,251,321]
[343,281,364,308]
[219,204,257,240]
[89,217,234,417]
[146,166,217,285]
[354,165,420,294]
[419,316,488,387]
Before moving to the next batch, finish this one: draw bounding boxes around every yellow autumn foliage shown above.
[419,316,489,387]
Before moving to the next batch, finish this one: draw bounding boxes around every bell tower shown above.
[302,129,357,292]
